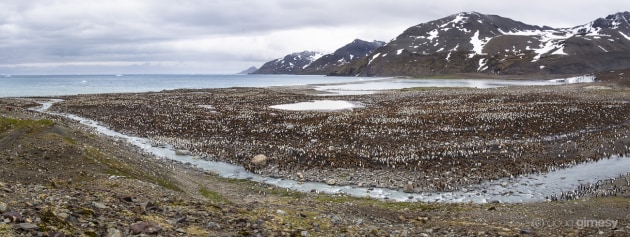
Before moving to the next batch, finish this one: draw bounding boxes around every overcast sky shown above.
[1,0,629,75]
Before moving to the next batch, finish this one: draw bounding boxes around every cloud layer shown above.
[1,0,628,74]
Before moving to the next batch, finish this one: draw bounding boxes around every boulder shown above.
[17,223,39,231]
[403,181,414,193]
[251,154,268,166]
[2,210,24,222]
[326,179,336,185]
[175,150,191,156]
[130,221,162,235]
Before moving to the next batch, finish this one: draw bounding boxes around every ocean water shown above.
[0,74,367,98]
[0,74,595,98]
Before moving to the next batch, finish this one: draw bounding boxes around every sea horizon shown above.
[0,74,366,98]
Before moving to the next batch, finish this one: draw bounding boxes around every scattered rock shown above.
[106,228,123,237]
[92,202,107,209]
[207,221,221,230]
[175,150,191,155]
[130,221,162,235]
[520,229,532,235]
[251,154,268,166]
[276,209,287,216]
[331,215,343,224]
[168,216,187,225]
[403,181,414,193]
[301,230,310,236]
[143,201,160,212]
[120,196,134,202]
[17,222,38,231]
[296,172,304,179]
[0,202,6,213]
[47,231,66,237]
[2,211,24,222]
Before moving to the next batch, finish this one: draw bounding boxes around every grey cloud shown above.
[0,0,629,74]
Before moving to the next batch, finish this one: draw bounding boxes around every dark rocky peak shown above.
[333,39,385,59]
[385,12,547,57]
[301,39,384,74]
[285,51,323,61]
[252,51,323,74]
[573,11,630,35]
[596,11,630,28]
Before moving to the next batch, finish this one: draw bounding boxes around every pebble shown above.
[276,209,287,216]
[130,221,162,235]
[106,228,123,237]
[92,202,107,209]
[17,222,38,231]
[175,150,191,155]
[207,221,221,230]
[404,181,414,193]
[251,154,268,166]
[331,215,343,224]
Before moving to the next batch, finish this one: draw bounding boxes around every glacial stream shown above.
[34,100,630,204]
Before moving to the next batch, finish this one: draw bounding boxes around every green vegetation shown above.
[199,187,231,204]
[313,194,465,211]
[0,117,54,133]
[38,208,74,234]
[0,223,13,237]
[84,146,182,192]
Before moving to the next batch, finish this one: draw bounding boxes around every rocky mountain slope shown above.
[251,51,323,74]
[300,39,385,74]
[333,11,630,77]
[253,39,384,75]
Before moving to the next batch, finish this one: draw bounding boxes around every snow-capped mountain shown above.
[332,11,630,77]
[301,39,385,74]
[252,51,324,74]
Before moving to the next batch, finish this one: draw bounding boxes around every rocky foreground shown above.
[0,73,629,236]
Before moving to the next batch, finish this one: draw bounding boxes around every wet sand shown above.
[48,82,630,195]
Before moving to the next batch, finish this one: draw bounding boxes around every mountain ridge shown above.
[255,11,630,77]
[334,11,630,77]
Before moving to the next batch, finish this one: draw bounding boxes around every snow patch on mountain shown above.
[368,53,381,65]
[469,30,490,58]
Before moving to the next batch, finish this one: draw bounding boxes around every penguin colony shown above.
[53,85,630,196]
